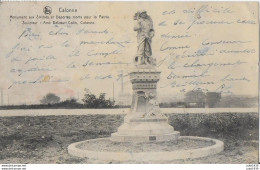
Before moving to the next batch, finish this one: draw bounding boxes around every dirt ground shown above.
[0,113,258,164]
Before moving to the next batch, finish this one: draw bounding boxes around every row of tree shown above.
[40,89,115,108]
[1,89,257,109]
[40,89,220,109]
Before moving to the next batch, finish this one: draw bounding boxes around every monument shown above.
[110,10,180,143]
[68,11,224,162]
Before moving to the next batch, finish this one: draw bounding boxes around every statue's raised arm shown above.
[133,10,156,67]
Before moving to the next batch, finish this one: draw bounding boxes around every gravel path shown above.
[0,108,257,117]
[78,138,214,152]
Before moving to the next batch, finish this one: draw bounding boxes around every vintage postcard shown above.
[0,1,259,164]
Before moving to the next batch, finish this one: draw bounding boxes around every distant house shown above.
[184,90,206,108]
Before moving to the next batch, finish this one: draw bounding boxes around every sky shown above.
[0,2,258,105]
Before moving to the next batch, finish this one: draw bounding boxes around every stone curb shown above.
[68,136,224,162]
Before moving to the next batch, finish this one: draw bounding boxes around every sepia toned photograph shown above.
[0,1,258,164]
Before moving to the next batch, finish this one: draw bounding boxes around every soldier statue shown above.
[133,10,156,66]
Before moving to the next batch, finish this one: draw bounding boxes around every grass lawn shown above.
[0,112,258,163]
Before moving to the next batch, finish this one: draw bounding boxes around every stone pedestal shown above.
[110,67,180,143]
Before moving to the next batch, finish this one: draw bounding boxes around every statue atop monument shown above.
[133,10,156,66]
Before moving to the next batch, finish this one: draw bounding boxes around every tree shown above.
[63,98,77,104]
[40,93,60,104]
[206,92,221,108]
[82,93,98,108]
[57,98,81,108]
[82,89,114,108]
